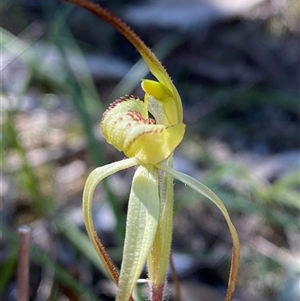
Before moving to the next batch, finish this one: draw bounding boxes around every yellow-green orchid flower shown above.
[63,1,240,300]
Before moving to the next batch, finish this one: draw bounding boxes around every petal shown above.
[83,157,138,285]
[124,123,185,165]
[142,80,179,125]
[101,96,186,165]
[117,165,160,301]
[156,163,240,301]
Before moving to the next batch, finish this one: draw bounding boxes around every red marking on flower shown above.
[126,110,156,125]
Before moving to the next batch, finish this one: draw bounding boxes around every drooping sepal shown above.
[82,157,138,286]
[117,165,160,301]
[156,163,240,301]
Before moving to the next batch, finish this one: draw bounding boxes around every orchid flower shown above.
[63,1,240,300]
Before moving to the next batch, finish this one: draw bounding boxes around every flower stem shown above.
[147,156,174,298]
[150,283,164,301]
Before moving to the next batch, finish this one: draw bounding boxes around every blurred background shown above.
[1,0,299,300]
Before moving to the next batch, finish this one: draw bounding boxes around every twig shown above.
[170,253,183,301]
[17,225,31,301]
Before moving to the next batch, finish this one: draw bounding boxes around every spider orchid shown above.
[63,1,240,300]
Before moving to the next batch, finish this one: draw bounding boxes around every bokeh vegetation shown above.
[1,0,299,300]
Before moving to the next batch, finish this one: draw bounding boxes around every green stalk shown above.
[147,156,174,299]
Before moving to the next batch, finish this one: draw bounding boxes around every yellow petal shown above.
[142,80,171,100]
[142,80,179,125]
[101,96,186,164]
[117,165,159,301]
